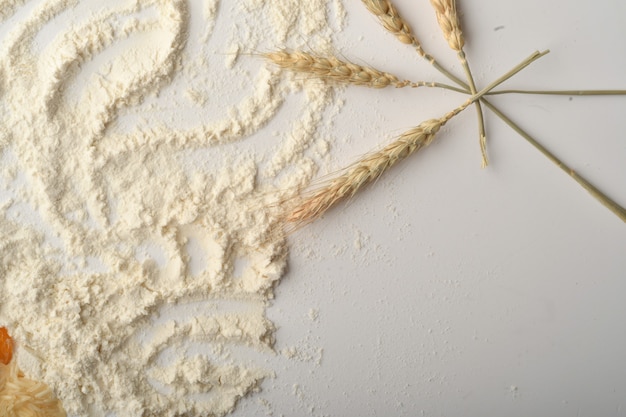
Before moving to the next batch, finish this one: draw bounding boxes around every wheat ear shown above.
[430,0,488,167]
[429,0,464,51]
[285,119,444,226]
[361,0,426,56]
[264,51,466,92]
[284,50,548,227]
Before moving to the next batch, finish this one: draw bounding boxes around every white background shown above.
[233,0,626,416]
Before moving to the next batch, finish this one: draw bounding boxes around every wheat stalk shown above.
[485,89,626,96]
[480,100,626,223]
[429,0,488,167]
[264,51,467,92]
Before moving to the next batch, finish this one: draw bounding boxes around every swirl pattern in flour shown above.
[0,0,343,415]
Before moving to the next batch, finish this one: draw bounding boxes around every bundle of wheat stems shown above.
[266,0,626,228]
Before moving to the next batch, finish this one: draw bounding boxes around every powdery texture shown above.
[0,0,343,416]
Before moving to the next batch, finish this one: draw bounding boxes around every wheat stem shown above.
[487,89,626,96]
[440,50,548,123]
[429,0,488,166]
[410,82,468,93]
[460,52,488,167]
[481,100,626,222]
[467,51,549,104]
[466,56,626,222]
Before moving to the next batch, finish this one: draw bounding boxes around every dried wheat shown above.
[361,0,426,57]
[264,51,468,92]
[285,118,444,226]
[265,51,400,88]
[429,0,464,52]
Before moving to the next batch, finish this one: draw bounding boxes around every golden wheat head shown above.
[285,118,444,227]
[361,0,426,56]
[429,0,465,52]
[264,50,405,88]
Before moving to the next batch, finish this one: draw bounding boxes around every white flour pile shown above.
[0,0,344,415]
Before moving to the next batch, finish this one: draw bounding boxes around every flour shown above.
[0,1,343,416]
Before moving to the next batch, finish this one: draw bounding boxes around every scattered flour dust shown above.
[0,0,344,416]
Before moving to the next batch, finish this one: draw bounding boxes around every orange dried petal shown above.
[0,326,13,365]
